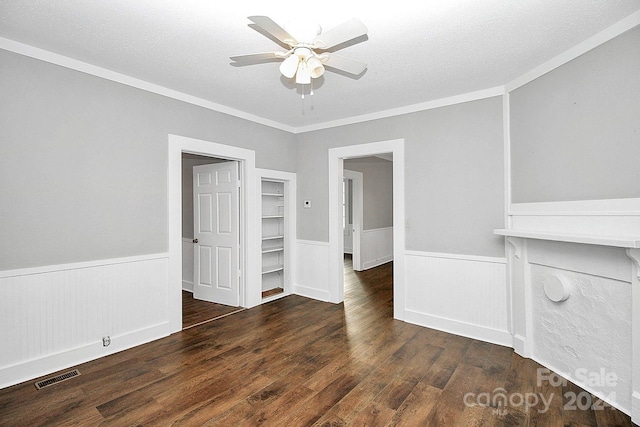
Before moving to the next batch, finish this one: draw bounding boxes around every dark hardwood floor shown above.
[182,290,244,329]
[0,257,634,426]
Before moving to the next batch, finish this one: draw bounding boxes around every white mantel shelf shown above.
[494,229,640,249]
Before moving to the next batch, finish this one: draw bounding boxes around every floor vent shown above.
[35,369,81,390]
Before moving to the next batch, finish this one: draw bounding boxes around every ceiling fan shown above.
[230,16,368,87]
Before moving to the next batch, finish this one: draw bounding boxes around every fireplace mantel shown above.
[496,225,640,423]
[495,228,640,249]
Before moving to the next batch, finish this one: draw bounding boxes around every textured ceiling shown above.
[1,0,639,130]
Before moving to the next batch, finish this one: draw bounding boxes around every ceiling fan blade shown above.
[230,52,284,62]
[248,16,297,46]
[322,54,367,76]
[313,18,368,49]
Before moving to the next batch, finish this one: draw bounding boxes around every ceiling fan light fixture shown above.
[232,16,369,93]
[295,61,311,85]
[306,56,325,79]
[279,54,299,78]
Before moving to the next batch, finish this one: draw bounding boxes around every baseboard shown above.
[182,281,194,292]
[293,284,330,302]
[404,309,512,348]
[632,391,640,424]
[0,321,170,390]
[512,334,528,358]
[362,255,393,270]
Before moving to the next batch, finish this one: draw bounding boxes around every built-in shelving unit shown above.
[259,170,296,302]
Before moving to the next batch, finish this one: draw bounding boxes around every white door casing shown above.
[169,134,258,334]
[343,178,353,253]
[344,169,363,271]
[328,139,405,320]
[193,162,240,306]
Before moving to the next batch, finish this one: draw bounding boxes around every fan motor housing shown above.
[284,20,322,43]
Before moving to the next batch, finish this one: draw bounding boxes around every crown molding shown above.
[292,86,506,134]
[0,37,297,134]
[2,9,638,135]
[505,10,640,93]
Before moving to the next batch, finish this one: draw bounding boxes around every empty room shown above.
[1,1,639,425]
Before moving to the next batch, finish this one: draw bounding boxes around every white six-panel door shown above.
[193,162,239,307]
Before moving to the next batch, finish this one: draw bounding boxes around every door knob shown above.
[193,238,198,243]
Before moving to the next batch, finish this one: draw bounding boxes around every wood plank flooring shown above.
[0,258,634,426]
[262,287,284,299]
[182,290,244,329]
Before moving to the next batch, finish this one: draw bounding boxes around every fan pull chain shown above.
[300,82,315,100]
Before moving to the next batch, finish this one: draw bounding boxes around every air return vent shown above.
[35,369,80,389]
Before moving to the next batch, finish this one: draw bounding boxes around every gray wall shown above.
[296,97,505,257]
[344,157,393,230]
[0,50,297,270]
[510,26,640,203]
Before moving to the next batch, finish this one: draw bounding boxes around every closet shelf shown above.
[262,193,284,197]
[262,265,284,275]
[262,246,284,254]
[262,235,284,241]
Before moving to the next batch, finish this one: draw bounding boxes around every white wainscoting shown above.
[404,251,511,347]
[361,227,393,270]
[0,253,170,389]
[182,238,194,292]
[294,240,330,302]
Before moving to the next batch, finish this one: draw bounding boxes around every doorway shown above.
[328,139,406,321]
[168,134,260,335]
[343,157,393,311]
[181,154,244,329]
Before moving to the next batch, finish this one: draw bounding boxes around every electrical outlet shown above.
[102,336,111,347]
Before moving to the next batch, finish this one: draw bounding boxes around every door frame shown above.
[343,169,363,271]
[168,134,259,334]
[328,139,405,320]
